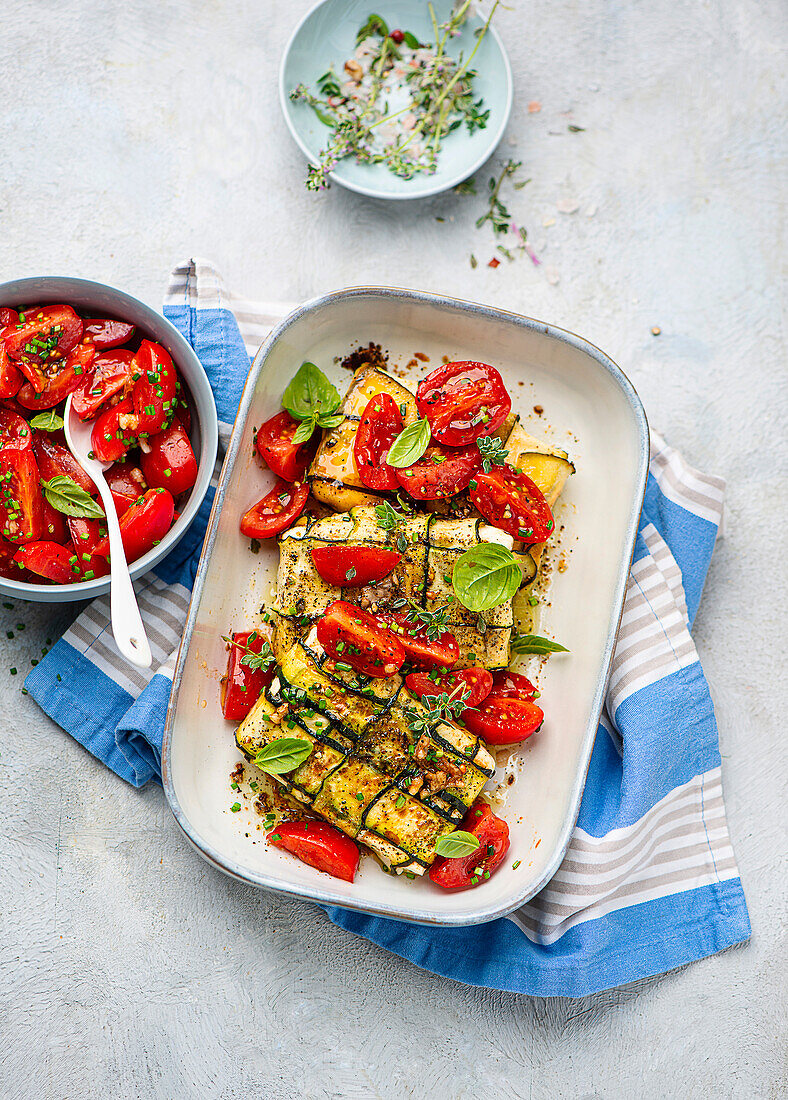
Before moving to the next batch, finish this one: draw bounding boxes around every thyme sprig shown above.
[389,597,450,640]
[407,682,472,737]
[476,435,508,472]
[222,632,275,673]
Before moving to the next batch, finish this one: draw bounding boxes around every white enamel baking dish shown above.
[162,288,649,926]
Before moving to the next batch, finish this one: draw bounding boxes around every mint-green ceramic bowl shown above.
[279,0,513,200]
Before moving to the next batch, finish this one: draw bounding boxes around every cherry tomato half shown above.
[239,480,309,540]
[132,340,177,436]
[429,801,510,890]
[469,464,554,543]
[395,442,480,501]
[221,630,273,721]
[255,410,318,483]
[16,342,96,411]
[311,544,403,587]
[13,541,77,584]
[105,461,146,517]
[71,349,137,420]
[317,600,405,679]
[91,396,137,463]
[405,666,493,712]
[353,393,403,491]
[489,669,537,702]
[461,696,544,745]
[267,820,360,883]
[140,418,198,496]
[0,408,32,451]
[82,318,136,350]
[32,434,96,495]
[4,304,84,388]
[0,446,43,544]
[416,361,511,447]
[92,488,174,563]
[374,610,459,670]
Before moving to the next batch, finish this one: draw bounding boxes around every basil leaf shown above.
[402,31,421,49]
[317,412,344,430]
[453,543,522,611]
[283,362,340,425]
[41,476,104,520]
[254,737,313,775]
[29,410,64,432]
[510,633,569,655]
[434,830,480,858]
[292,417,317,445]
[386,417,431,468]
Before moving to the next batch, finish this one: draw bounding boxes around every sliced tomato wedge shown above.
[13,541,76,584]
[16,342,96,410]
[311,544,402,587]
[0,308,18,327]
[4,305,84,388]
[353,393,403,491]
[240,480,309,540]
[41,498,68,544]
[82,318,136,350]
[132,340,177,436]
[469,464,554,543]
[416,361,511,447]
[0,312,23,399]
[317,600,405,678]
[255,410,318,483]
[374,610,458,670]
[105,461,146,517]
[395,442,480,501]
[0,408,32,450]
[92,487,174,563]
[0,538,32,581]
[461,695,544,745]
[32,434,96,495]
[428,801,510,890]
[67,517,110,580]
[489,669,537,701]
[71,349,137,420]
[91,395,137,463]
[221,630,273,721]
[267,820,360,883]
[0,446,43,544]
[140,418,198,496]
[405,666,493,711]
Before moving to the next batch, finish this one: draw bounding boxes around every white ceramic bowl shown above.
[163,287,649,926]
[0,276,218,603]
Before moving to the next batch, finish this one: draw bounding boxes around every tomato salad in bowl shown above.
[221,352,573,894]
[0,278,217,601]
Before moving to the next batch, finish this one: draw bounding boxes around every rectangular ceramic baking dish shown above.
[162,288,649,926]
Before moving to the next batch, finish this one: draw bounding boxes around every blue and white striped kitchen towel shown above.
[25,259,750,998]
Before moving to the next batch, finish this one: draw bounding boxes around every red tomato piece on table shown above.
[140,418,198,496]
[311,544,402,587]
[0,407,33,451]
[32,434,96,495]
[469,464,554,543]
[317,600,405,679]
[221,630,273,721]
[405,666,493,711]
[353,393,403,491]
[428,801,510,890]
[4,305,84,389]
[13,541,76,584]
[374,610,458,670]
[416,361,511,447]
[0,446,43,544]
[267,820,360,883]
[255,410,318,483]
[16,342,96,410]
[132,340,177,436]
[395,442,480,501]
[92,487,174,563]
[105,461,146,517]
[91,396,137,463]
[489,669,537,701]
[82,318,136,350]
[239,480,309,540]
[71,349,137,420]
[461,695,544,745]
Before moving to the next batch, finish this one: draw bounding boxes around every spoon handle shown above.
[94,475,153,669]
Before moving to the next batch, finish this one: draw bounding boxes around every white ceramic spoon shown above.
[64,394,152,668]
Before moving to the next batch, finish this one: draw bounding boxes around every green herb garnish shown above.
[452,544,522,611]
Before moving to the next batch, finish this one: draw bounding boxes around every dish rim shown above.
[278,0,514,201]
[162,285,650,926]
[0,274,219,603]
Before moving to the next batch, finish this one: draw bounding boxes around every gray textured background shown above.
[1,2,787,1097]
